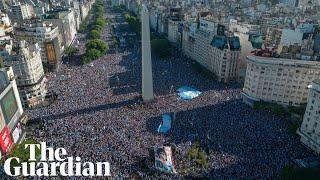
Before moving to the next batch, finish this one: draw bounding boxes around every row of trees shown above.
[124,13,141,36]
[82,39,108,64]
[81,0,108,64]
[88,0,107,39]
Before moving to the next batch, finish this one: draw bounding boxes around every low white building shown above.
[243,55,320,107]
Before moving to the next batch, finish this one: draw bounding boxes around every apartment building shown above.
[167,19,182,47]
[14,21,62,69]
[44,9,77,48]
[297,79,320,154]
[243,55,320,107]
[9,2,33,22]
[193,27,215,70]
[181,21,196,59]
[265,27,282,47]
[209,35,241,82]
[4,41,47,108]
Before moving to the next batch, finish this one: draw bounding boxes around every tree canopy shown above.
[82,39,108,64]
[86,39,108,54]
[89,29,101,39]
[85,49,102,60]
[124,13,141,36]
[65,46,78,57]
[7,139,40,167]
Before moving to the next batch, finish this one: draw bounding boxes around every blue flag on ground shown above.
[177,86,202,100]
[157,114,172,133]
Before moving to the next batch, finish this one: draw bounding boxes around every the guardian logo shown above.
[4,142,111,177]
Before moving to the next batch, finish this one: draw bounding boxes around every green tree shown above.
[8,139,40,168]
[85,48,102,60]
[91,24,103,32]
[81,56,91,65]
[65,46,78,57]
[92,18,106,27]
[186,141,208,169]
[89,29,101,39]
[124,13,141,36]
[86,39,108,54]
[79,21,89,33]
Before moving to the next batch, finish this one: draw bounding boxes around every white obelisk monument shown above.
[141,5,154,102]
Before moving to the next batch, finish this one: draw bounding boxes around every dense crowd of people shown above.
[27,7,313,179]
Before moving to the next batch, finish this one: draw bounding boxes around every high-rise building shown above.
[0,0,7,11]
[297,79,320,154]
[193,22,215,70]
[265,27,282,47]
[181,20,197,59]
[167,19,181,46]
[209,34,241,82]
[44,9,77,48]
[3,41,47,108]
[9,2,33,22]
[14,20,62,69]
[192,23,241,83]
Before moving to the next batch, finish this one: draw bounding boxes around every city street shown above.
[26,6,313,179]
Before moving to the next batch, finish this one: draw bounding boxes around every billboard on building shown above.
[154,146,177,174]
[0,126,13,154]
[45,41,57,65]
[0,88,18,125]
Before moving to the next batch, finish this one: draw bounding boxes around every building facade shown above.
[297,79,320,154]
[209,35,241,82]
[14,21,62,69]
[193,28,215,69]
[4,41,47,108]
[9,2,33,22]
[243,55,320,106]
[167,19,182,47]
[45,9,77,48]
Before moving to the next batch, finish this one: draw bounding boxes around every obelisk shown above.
[141,5,154,102]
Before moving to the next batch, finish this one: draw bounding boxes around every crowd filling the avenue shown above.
[27,17,313,177]
[0,0,315,179]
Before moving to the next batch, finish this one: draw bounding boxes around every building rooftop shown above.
[247,55,320,68]
[211,35,240,51]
